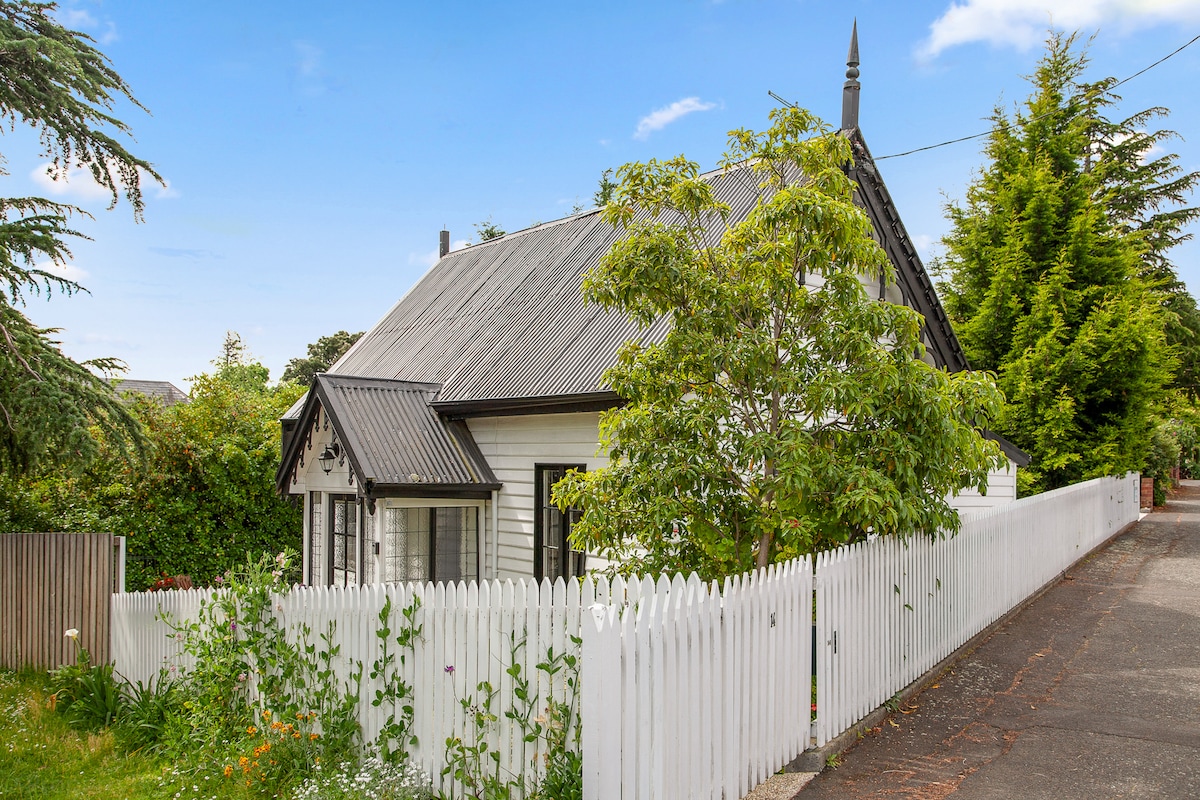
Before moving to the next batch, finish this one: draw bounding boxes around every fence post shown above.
[113,536,126,594]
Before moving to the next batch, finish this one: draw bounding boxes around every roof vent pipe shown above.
[841,20,860,132]
[439,229,450,258]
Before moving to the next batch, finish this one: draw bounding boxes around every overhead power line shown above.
[770,33,1200,161]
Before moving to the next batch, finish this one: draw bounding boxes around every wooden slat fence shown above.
[813,472,1140,747]
[113,575,625,796]
[1,533,123,671]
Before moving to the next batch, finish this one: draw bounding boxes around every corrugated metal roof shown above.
[313,139,968,412]
[283,374,499,493]
[330,163,769,404]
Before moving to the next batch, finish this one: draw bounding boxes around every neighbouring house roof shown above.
[111,379,190,406]
[278,374,500,499]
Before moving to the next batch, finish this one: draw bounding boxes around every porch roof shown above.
[277,374,500,499]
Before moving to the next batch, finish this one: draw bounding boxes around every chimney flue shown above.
[439,229,450,258]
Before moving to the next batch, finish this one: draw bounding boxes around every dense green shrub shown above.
[0,360,304,588]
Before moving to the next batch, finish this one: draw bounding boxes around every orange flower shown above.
[262,709,272,719]
[223,765,233,778]
[247,725,257,735]
[238,756,249,767]
[309,733,319,741]
[293,732,301,739]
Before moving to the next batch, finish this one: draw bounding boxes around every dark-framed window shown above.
[535,464,586,581]
[383,505,479,584]
[330,494,359,587]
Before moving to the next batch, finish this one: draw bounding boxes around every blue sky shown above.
[13,0,1200,389]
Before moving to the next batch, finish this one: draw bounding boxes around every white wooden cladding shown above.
[111,472,1137,800]
[813,472,1139,748]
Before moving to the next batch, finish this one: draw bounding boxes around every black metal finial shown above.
[841,20,861,131]
[846,19,860,80]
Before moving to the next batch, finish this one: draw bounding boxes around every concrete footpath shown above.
[794,480,1200,799]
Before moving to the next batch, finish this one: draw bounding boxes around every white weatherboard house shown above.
[276,33,1029,588]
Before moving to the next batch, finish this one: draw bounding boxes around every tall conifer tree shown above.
[938,33,1192,492]
[0,2,160,473]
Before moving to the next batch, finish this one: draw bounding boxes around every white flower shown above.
[64,629,79,640]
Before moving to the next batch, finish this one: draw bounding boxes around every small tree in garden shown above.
[282,329,364,386]
[553,107,1007,580]
[0,336,305,588]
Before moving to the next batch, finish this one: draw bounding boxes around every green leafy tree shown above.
[281,329,363,386]
[474,216,505,242]
[0,341,304,588]
[938,33,1182,493]
[593,168,617,208]
[553,107,1007,580]
[0,1,162,473]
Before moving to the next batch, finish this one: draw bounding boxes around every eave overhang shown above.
[432,390,624,419]
[845,128,969,373]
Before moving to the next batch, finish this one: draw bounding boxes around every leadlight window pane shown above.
[332,497,358,587]
[408,508,431,582]
[309,494,323,585]
[384,507,407,583]
[383,506,476,584]
[346,502,357,582]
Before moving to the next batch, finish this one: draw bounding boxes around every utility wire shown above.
[770,33,1200,161]
[876,33,1200,160]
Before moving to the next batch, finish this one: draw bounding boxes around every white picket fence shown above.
[813,471,1139,747]
[581,559,813,800]
[110,472,1139,800]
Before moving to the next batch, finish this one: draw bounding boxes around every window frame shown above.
[380,500,483,585]
[308,491,325,585]
[533,463,586,581]
[329,493,361,587]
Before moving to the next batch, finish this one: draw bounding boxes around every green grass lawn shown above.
[0,670,431,800]
[0,670,169,799]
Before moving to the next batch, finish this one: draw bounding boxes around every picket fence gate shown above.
[110,472,1139,800]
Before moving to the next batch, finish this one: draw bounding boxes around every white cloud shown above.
[37,260,89,284]
[56,6,118,44]
[294,40,322,77]
[634,97,717,140]
[918,0,1200,60]
[30,162,178,203]
[30,162,111,201]
[61,8,97,28]
[408,239,471,269]
[155,177,180,199]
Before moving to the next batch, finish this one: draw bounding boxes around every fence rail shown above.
[0,533,123,671]
[109,473,1139,800]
